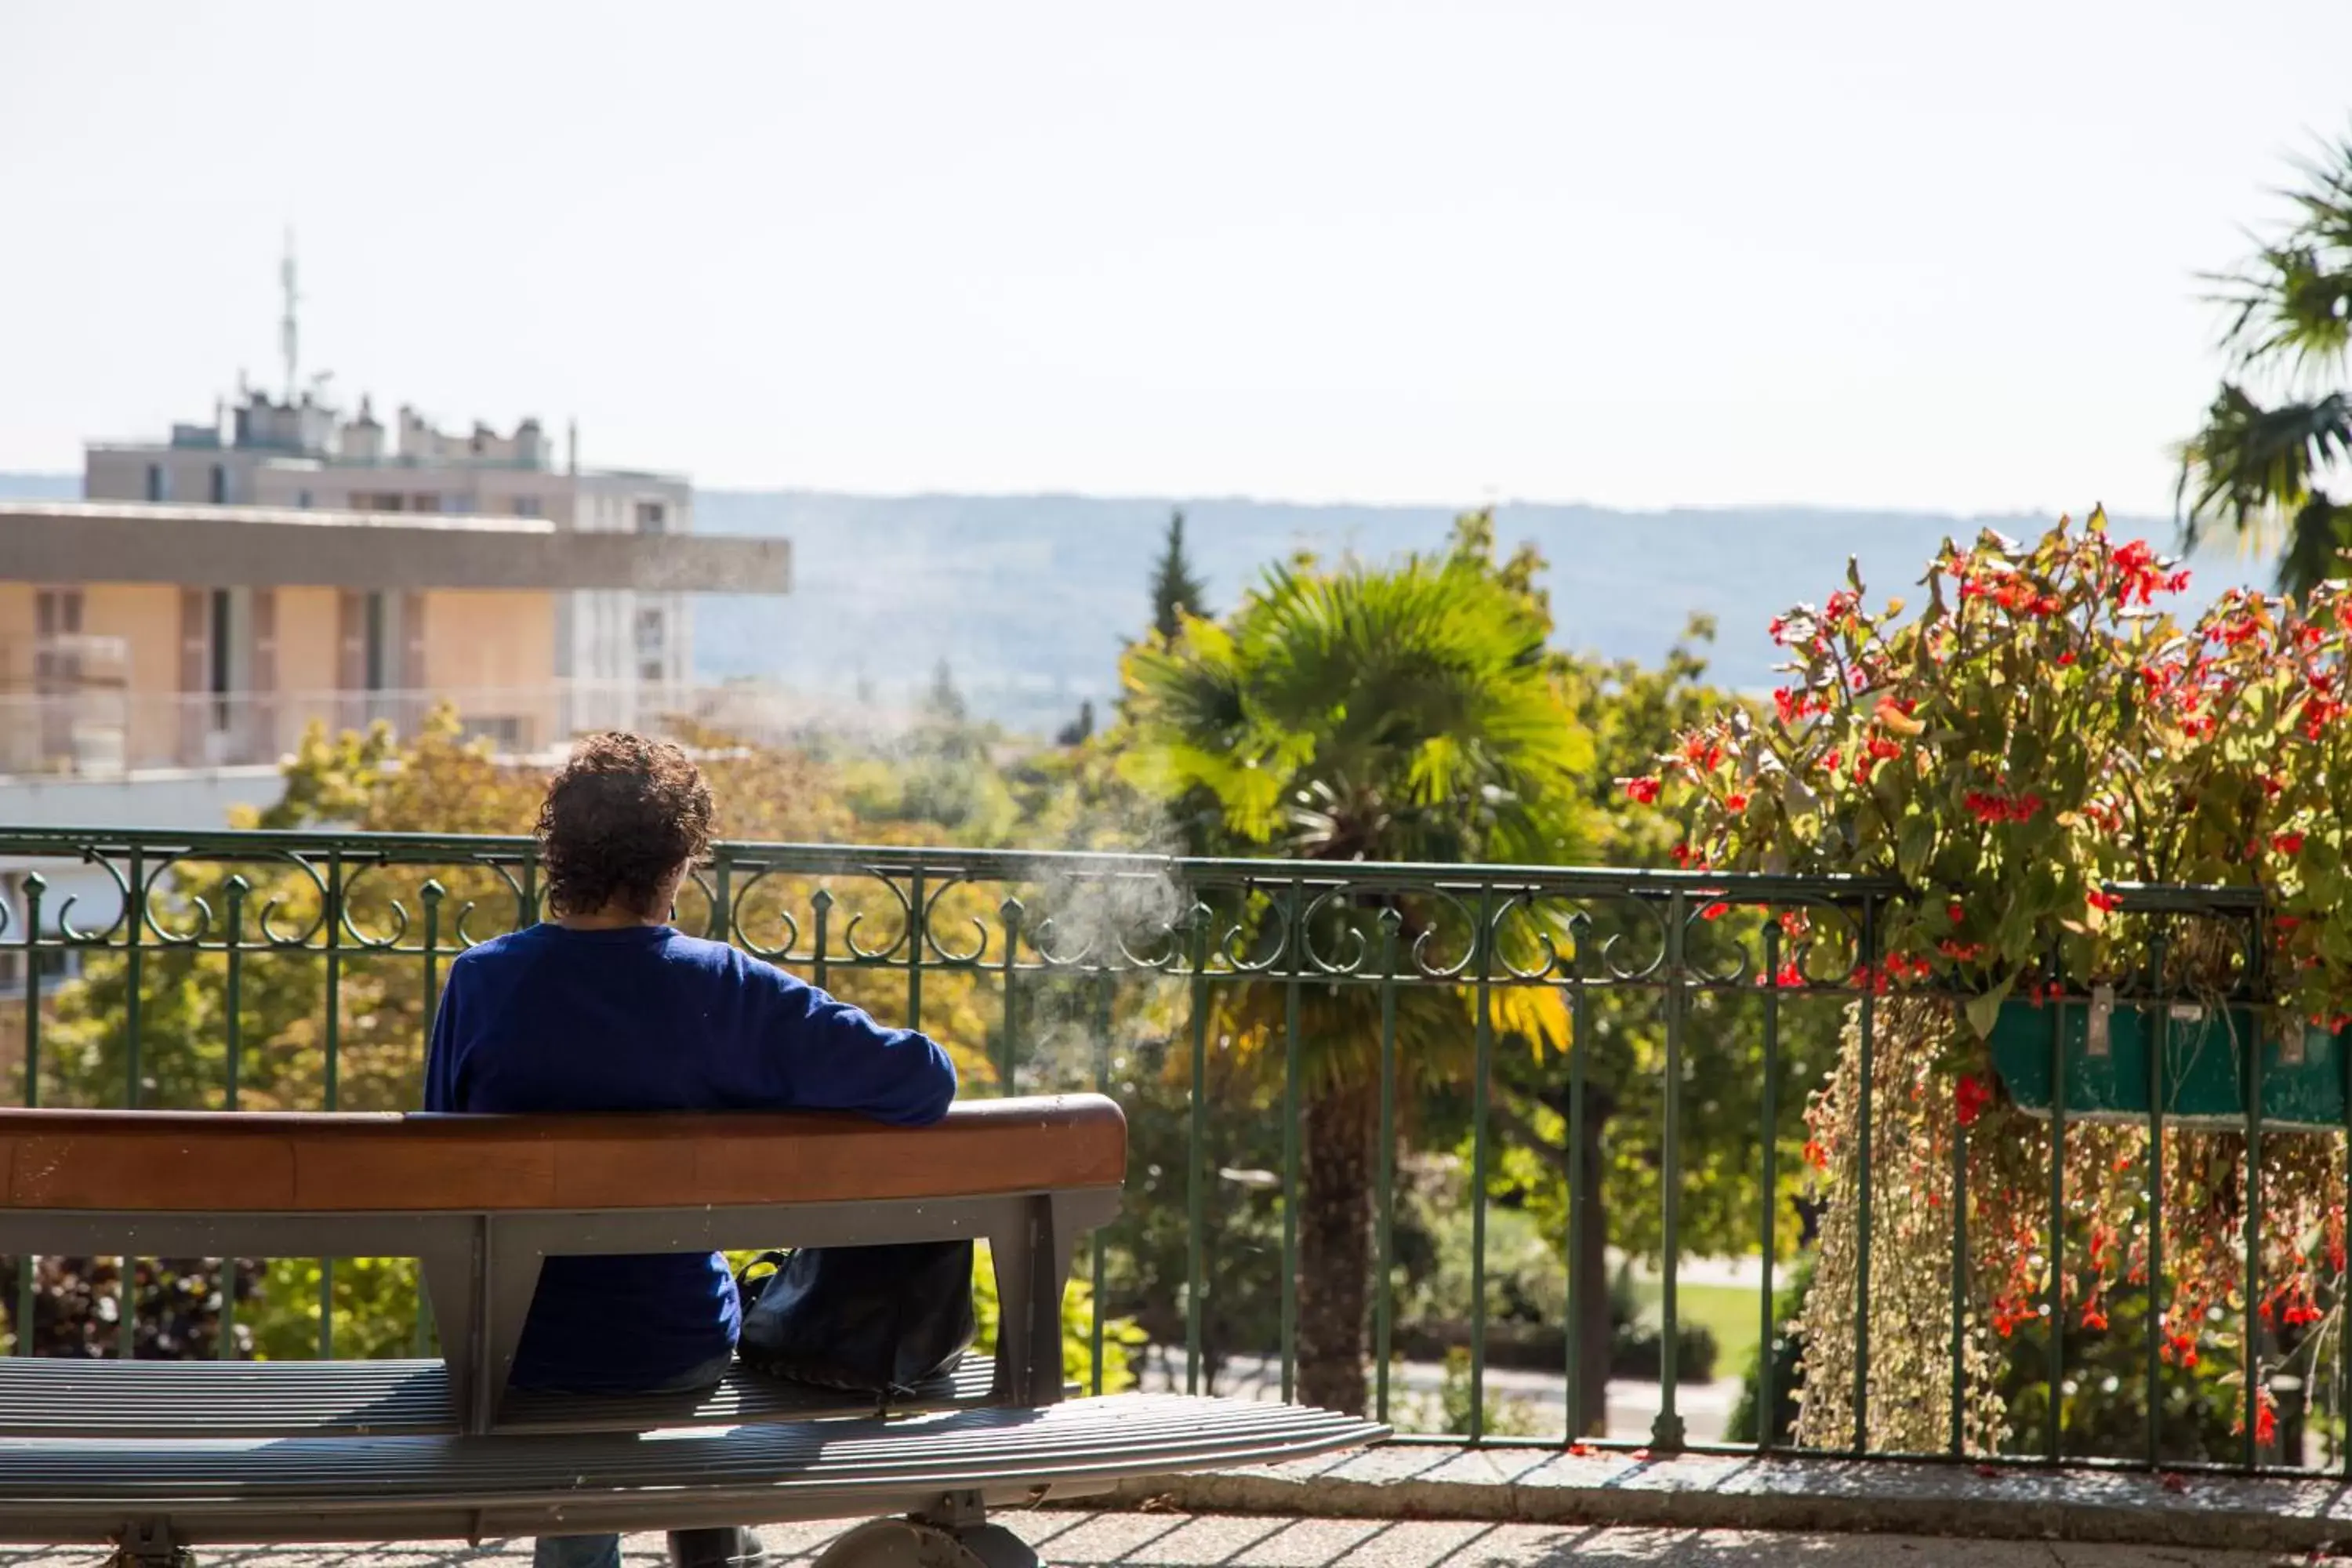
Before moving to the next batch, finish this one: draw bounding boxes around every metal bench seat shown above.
[0,1355,1004,1439]
[0,1096,1385,1566]
[0,1396,1381,1544]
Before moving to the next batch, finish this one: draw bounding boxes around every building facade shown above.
[82,390,699,734]
[0,389,788,779]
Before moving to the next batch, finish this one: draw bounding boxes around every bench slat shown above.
[0,1356,999,1438]
[0,1359,451,1436]
[0,1396,1388,1543]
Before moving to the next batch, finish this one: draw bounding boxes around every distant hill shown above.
[1,474,2263,736]
[0,474,78,500]
[688,492,2262,734]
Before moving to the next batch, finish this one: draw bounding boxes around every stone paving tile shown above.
[1119,1445,2352,1552]
[0,1515,2322,1568]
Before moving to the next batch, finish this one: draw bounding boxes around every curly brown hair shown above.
[537,732,714,919]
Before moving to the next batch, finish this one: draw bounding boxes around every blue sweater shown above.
[423,922,957,1392]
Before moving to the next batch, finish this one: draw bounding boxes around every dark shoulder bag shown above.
[735,1241,977,1399]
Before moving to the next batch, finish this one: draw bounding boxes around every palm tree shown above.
[1119,514,1593,1414]
[2179,134,2352,595]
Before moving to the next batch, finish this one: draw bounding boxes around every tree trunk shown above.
[1298,1078,1376,1414]
[1570,1095,1613,1438]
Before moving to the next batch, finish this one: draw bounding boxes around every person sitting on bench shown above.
[425,732,959,1568]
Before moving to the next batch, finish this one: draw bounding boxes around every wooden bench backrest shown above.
[0,1094,1126,1213]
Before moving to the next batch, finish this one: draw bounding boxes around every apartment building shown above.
[0,387,787,779]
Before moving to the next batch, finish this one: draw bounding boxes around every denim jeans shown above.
[530,1348,739,1568]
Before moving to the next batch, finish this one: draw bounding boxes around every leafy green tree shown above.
[2180,133,2352,593]
[924,659,967,724]
[1118,513,1595,1414]
[1149,510,1213,644]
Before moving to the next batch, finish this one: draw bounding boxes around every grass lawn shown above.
[1629,1279,1766,1381]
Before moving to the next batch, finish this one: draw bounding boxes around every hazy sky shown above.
[2,2,2347,514]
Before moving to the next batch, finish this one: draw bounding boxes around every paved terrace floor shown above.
[0,1515,2321,1568]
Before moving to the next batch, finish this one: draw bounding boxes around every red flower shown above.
[2080,1303,2109,1333]
[1947,901,1965,924]
[1724,792,1749,812]
[2113,539,2188,607]
[1623,776,1662,805]
[2272,832,2306,855]
[1955,1074,1993,1127]
[1963,790,2045,826]
[1757,960,1804,990]
[2056,650,2078,666]
[1700,902,1731,921]
[2086,889,2125,914]
[1682,735,1724,771]
[1802,1138,1830,1171]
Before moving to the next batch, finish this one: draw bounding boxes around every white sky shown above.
[2,2,2347,514]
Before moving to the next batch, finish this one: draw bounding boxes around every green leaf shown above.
[1896,815,1934,882]
[1963,980,2013,1040]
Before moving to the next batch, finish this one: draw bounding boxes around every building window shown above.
[514,495,543,519]
[209,589,234,728]
[364,592,387,691]
[145,464,164,502]
[413,493,441,514]
[35,588,84,644]
[209,464,227,504]
[635,501,666,534]
[297,489,313,509]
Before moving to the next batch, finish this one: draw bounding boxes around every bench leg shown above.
[810,1518,1037,1568]
[108,1522,191,1568]
[988,1193,1080,1407]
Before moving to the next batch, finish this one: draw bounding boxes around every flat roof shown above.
[0,502,788,594]
[84,443,691,485]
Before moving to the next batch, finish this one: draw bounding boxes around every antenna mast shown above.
[279,230,299,402]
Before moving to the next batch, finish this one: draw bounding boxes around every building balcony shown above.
[0,681,924,786]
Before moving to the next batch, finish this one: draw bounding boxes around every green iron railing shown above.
[0,827,2332,1474]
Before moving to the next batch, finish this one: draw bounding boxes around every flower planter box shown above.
[1988,992,2346,1131]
